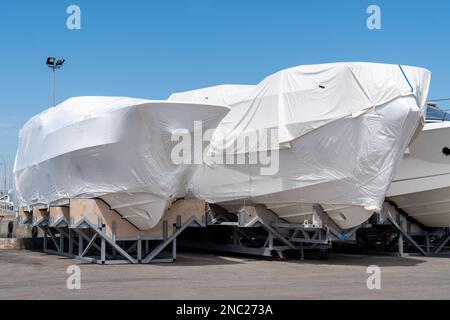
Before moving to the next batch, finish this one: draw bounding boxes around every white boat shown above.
[387,117,450,227]
[13,96,229,230]
[170,62,432,229]
[0,193,14,212]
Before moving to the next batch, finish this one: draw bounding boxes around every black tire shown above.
[272,251,287,261]
[7,222,14,235]
[319,250,329,260]
[31,226,38,238]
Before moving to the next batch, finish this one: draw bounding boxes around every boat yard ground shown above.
[0,249,449,300]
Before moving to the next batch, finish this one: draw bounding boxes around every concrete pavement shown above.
[0,250,449,299]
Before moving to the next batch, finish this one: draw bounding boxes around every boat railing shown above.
[426,103,450,123]
[0,202,14,211]
[0,194,14,211]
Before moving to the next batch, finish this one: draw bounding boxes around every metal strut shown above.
[386,215,427,256]
[142,216,205,263]
[433,229,450,255]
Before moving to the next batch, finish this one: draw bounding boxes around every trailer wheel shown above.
[7,222,14,238]
[273,251,287,261]
[319,249,329,260]
[31,226,38,239]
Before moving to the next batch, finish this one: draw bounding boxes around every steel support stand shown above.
[101,237,106,264]
[433,229,450,255]
[300,243,304,261]
[59,230,64,255]
[137,238,142,263]
[398,220,404,257]
[387,215,427,256]
[78,232,84,257]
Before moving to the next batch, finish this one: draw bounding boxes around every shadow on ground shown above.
[0,248,430,268]
[174,248,428,268]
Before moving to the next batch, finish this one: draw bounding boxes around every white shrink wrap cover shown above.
[14,97,230,230]
[169,63,431,229]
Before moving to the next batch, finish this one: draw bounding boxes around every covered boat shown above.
[387,120,450,227]
[13,96,230,230]
[169,62,432,229]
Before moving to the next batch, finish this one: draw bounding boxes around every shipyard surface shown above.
[1,250,449,300]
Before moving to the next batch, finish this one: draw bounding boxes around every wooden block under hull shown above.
[32,207,49,224]
[49,206,70,226]
[18,207,33,224]
[69,198,207,240]
[70,198,139,239]
[140,199,206,238]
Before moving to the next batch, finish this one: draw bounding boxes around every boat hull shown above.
[14,97,229,230]
[173,63,431,230]
[189,96,424,229]
[387,122,450,227]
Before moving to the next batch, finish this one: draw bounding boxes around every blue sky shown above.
[0,0,449,170]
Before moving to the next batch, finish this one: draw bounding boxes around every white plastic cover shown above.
[14,96,230,230]
[169,63,431,228]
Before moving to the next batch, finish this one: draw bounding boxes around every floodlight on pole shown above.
[46,57,65,107]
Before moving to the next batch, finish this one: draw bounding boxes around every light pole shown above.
[46,57,66,107]
[0,155,6,200]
